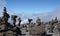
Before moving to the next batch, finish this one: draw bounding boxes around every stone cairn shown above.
[28,17,46,36]
[28,17,60,36]
[45,17,60,36]
[0,7,22,36]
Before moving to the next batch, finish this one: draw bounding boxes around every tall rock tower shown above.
[36,17,41,25]
[0,7,13,36]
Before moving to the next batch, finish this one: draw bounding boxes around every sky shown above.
[6,0,60,14]
[0,0,60,24]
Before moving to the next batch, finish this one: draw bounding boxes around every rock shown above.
[29,24,45,36]
[0,24,6,31]
[52,33,60,36]
[5,31,14,36]
[0,33,4,36]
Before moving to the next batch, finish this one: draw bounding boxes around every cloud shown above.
[31,7,60,22]
[20,19,28,24]
[20,7,60,24]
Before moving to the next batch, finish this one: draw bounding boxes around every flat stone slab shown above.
[52,33,60,36]
[5,31,14,36]
[0,33,3,36]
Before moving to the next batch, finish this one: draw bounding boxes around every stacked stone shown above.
[0,7,21,36]
[29,17,46,36]
[51,22,60,36]
[0,7,15,36]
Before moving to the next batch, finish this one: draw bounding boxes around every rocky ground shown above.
[21,28,30,36]
[21,28,60,36]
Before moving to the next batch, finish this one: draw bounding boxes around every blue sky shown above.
[0,0,60,24]
[6,0,60,15]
